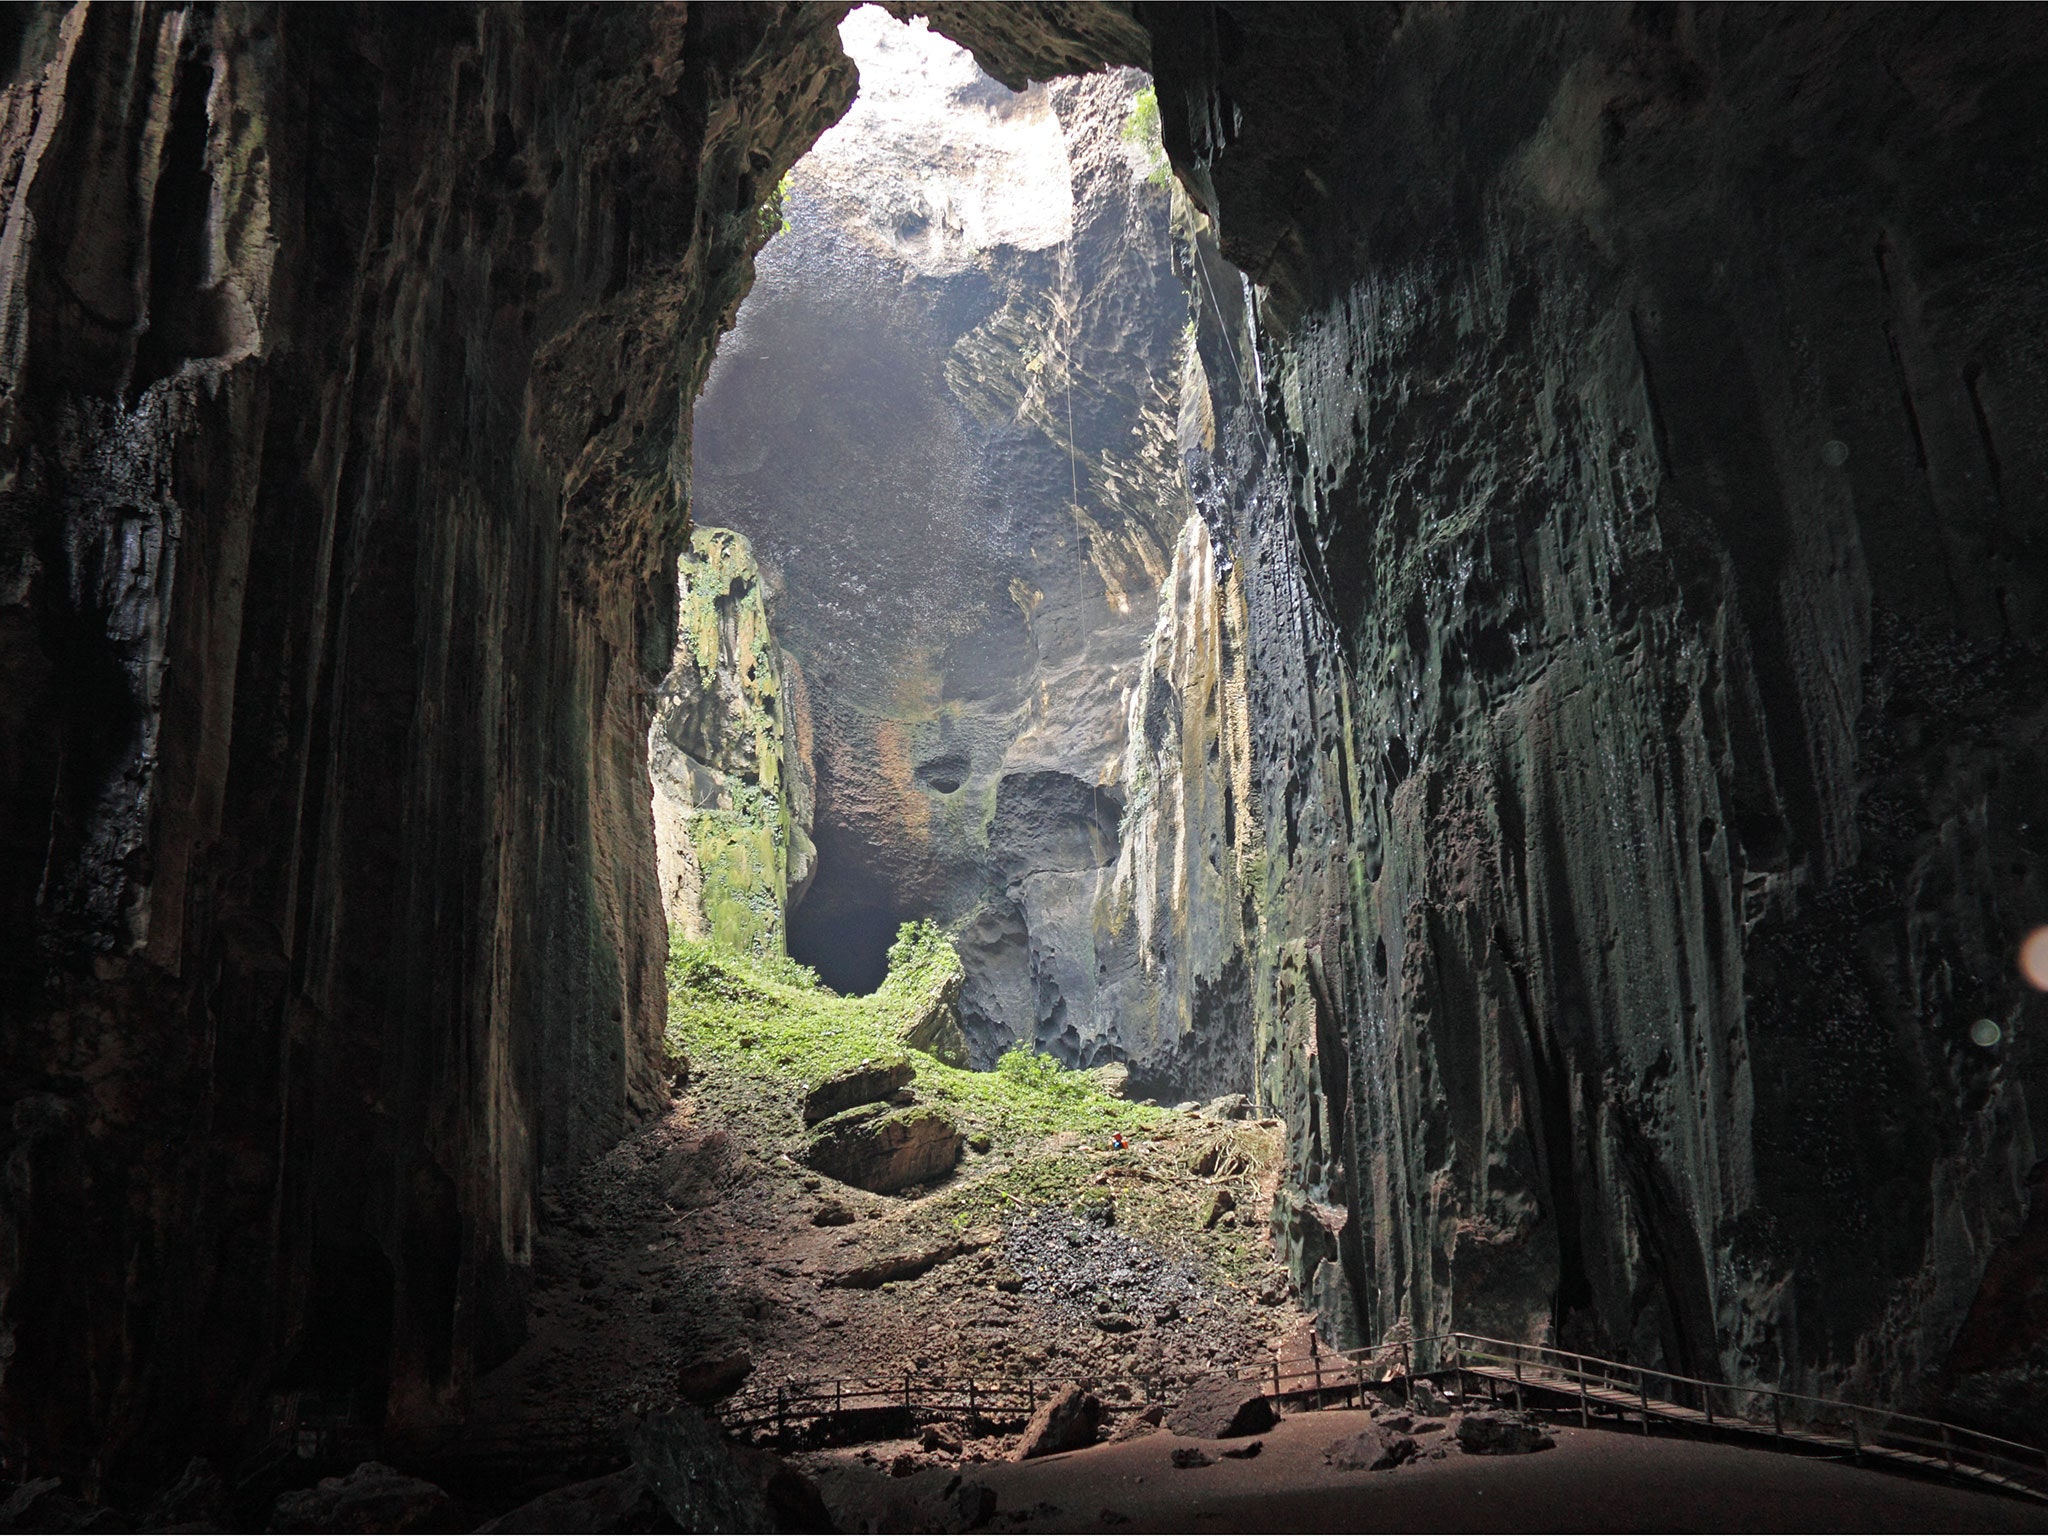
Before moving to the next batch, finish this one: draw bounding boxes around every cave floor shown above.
[448,1048,1302,1501]
[805,1407,2048,1533]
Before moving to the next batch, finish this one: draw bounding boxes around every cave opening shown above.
[13,2,2047,1517]
[662,5,1200,1048]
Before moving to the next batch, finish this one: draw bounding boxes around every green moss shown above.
[668,920,1150,1143]
[668,921,1277,1286]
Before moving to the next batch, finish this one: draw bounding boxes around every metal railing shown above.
[1235,1329,2048,1503]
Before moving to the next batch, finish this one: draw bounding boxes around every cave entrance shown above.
[665,6,1198,1052]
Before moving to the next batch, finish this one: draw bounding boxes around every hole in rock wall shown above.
[665,7,1206,1058]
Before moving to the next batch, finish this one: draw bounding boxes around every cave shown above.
[2,2,2047,1529]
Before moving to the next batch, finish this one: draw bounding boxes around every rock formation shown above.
[2,0,2045,1499]
[686,14,1230,1091]
[1150,0,2048,1437]
[649,526,815,955]
[0,1,854,1492]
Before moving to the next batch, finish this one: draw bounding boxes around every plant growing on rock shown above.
[1122,84,1170,188]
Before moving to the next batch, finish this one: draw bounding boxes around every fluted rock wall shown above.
[0,2,851,1488]
[1150,2,2048,1431]
[5,0,2046,1491]
[649,526,815,956]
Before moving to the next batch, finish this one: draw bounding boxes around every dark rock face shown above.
[0,1,854,1492]
[1146,0,2048,1435]
[6,0,2047,1495]
[803,1103,965,1194]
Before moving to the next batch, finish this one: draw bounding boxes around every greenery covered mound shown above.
[667,920,1158,1146]
[665,922,1277,1279]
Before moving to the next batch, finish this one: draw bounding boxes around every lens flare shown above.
[2023,927,2048,992]
[1970,1018,2002,1049]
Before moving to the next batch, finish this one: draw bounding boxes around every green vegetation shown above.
[1122,84,1171,189]
[667,920,1148,1144]
[758,171,794,239]
[666,921,1280,1283]
[660,527,811,957]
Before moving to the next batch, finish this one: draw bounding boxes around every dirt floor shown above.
[801,1407,2048,1534]
[450,1058,1301,1468]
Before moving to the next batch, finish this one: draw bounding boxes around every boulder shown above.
[677,1344,754,1405]
[1011,1384,1103,1460]
[1326,1427,1417,1471]
[805,1104,963,1194]
[0,1478,122,1533]
[1409,1379,1451,1416]
[830,1235,985,1288]
[1109,1404,1165,1442]
[1168,1447,1214,1469]
[812,1197,856,1226]
[901,971,969,1066]
[725,1445,836,1534]
[630,1409,776,1532]
[1165,1376,1277,1440]
[475,1466,670,1532]
[1087,1062,1130,1098]
[803,1057,915,1126]
[269,1463,452,1533]
[149,1457,227,1528]
[1201,1094,1252,1121]
[1455,1413,1555,1456]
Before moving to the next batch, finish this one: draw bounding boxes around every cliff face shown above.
[649,526,815,957]
[5,0,2047,1493]
[1147,3,2048,1428]
[0,2,851,1488]
[686,13,1245,1089]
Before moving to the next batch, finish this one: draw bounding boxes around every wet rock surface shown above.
[1000,1210,1209,1336]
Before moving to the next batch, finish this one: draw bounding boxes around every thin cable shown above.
[1193,244,1250,396]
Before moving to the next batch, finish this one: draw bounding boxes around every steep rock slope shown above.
[649,526,816,956]
[1146,3,2048,1432]
[687,14,1240,1088]
[0,3,853,1489]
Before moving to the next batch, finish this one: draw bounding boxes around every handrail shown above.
[719,1373,1151,1435]
[1235,1329,2047,1501]
[714,1332,2044,1503]
[1446,1331,2045,1457]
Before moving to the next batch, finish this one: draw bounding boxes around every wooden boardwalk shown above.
[1253,1331,2048,1507]
[712,1330,2046,1508]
